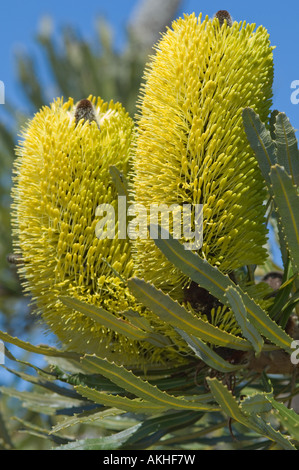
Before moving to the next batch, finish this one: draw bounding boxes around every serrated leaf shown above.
[128,277,251,351]
[55,410,201,450]
[177,329,243,373]
[207,378,296,450]
[225,286,263,355]
[267,397,299,441]
[122,410,202,449]
[270,165,299,272]
[2,364,80,400]
[280,289,299,328]
[80,355,219,412]
[60,296,169,347]
[152,229,293,353]
[0,387,85,416]
[240,393,273,414]
[0,329,80,360]
[55,424,143,450]
[206,377,252,425]
[121,309,153,333]
[269,109,279,140]
[75,386,167,414]
[268,259,294,321]
[14,417,71,446]
[275,112,299,187]
[248,415,296,450]
[50,408,124,434]
[242,107,277,187]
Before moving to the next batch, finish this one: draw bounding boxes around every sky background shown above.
[0,0,298,129]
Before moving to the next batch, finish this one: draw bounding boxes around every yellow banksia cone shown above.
[132,12,274,295]
[11,96,152,363]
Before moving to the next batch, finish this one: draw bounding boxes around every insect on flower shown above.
[74,98,100,129]
[214,10,233,27]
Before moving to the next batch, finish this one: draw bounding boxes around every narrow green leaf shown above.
[177,330,243,373]
[225,286,263,355]
[240,393,273,415]
[275,112,299,187]
[279,289,299,328]
[153,230,293,353]
[80,355,219,412]
[75,386,166,414]
[128,277,251,350]
[248,415,296,450]
[0,330,80,360]
[50,408,124,434]
[122,410,202,449]
[55,424,143,450]
[0,387,84,416]
[207,378,296,450]
[121,309,153,332]
[270,164,299,271]
[269,109,279,140]
[13,417,71,446]
[60,296,169,347]
[207,377,256,425]
[2,365,80,400]
[267,397,299,441]
[268,260,294,320]
[242,107,277,186]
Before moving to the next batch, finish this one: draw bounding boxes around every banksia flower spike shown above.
[11,96,149,363]
[132,12,274,296]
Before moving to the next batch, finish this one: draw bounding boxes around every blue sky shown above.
[0,0,298,129]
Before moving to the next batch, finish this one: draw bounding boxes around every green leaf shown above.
[13,417,71,446]
[275,112,299,187]
[270,164,299,271]
[269,109,279,140]
[225,286,263,355]
[268,259,295,321]
[0,387,85,416]
[121,309,154,333]
[0,329,80,360]
[122,410,202,449]
[248,415,296,450]
[60,296,169,347]
[206,377,253,426]
[207,378,296,450]
[177,330,243,373]
[55,411,202,450]
[75,386,167,414]
[128,277,251,350]
[279,289,299,328]
[80,355,219,412]
[2,364,80,400]
[267,397,299,441]
[50,408,124,434]
[240,392,273,415]
[242,107,277,187]
[152,230,294,353]
[55,423,143,450]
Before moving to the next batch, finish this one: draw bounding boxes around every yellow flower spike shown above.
[12,96,184,365]
[132,12,274,296]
